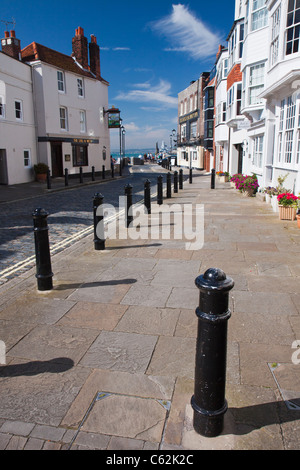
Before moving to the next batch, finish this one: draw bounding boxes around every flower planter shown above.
[271,196,279,213]
[297,215,300,228]
[36,173,47,182]
[278,205,297,221]
[265,194,271,204]
[241,188,254,197]
[219,175,229,183]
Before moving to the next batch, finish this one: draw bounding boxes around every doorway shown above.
[51,142,63,177]
[0,149,8,185]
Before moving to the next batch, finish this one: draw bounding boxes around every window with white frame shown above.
[278,100,285,162]
[57,71,65,93]
[253,135,264,168]
[190,96,193,112]
[59,106,68,130]
[277,95,300,166]
[77,78,84,97]
[227,85,234,120]
[271,5,281,66]
[181,123,186,141]
[297,105,300,164]
[24,149,31,167]
[15,100,23,120]
[80,110,86,132]
[216,102,227,125]
[239,22,244,58]
[286,0,300,55]
[0,96,4,118]
[284,95,296,163]
[249,63,265,105]
[251,0,268,31]
[190,121,197,138]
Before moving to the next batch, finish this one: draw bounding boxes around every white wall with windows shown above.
[31,61,110,176]
[0,52,37,184]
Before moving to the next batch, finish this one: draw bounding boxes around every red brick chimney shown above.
[72,27,89,70]
[1,30,21,60]
[89,34,101,79]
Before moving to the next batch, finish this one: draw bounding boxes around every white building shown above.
[21,27,110,178]
[0,31,37,184]
[260,0,300,194]
[0,27,111,184]
[213,0,300,195]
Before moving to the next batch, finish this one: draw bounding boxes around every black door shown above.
[51,143,63,177]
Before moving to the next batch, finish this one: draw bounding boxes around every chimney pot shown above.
[10,30,16,38]
[4,31,9,38]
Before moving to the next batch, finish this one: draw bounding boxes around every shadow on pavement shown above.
[0,358,74,377]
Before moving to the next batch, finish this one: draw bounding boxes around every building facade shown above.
[0,27,111,184]
[177,73,209,170]
[190,0,300,195]
[0,32,37,184]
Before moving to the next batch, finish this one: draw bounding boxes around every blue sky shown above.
[1,1,235,150]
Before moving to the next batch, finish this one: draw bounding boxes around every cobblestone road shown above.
[0,164,172,283]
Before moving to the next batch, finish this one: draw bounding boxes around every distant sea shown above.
[111,148,155,160]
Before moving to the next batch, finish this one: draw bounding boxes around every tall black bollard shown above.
[80,166,83,183]
[144,179,151,214]
[65,168,69,187]
[46,169,51,190]
[32,208,53,291]
[166,172,172,199]
[93,193,105,251]
[211,169,216,189]
[189,168,193,184]
[157,175,163,205]
[191,268,234,438]
[179,169,183,190]
[125,184,133,228]
[92,166,95,182]
[111,163,114,179]
[174,171,178,193]
[102,165,106,179]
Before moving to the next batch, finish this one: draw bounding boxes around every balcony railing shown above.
[177,134,203,147]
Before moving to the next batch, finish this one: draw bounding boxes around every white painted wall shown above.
[0,52,37,184]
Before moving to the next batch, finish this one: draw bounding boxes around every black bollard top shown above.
[32,208,49,219]
[195,268,234,293]
[93,192,104,200]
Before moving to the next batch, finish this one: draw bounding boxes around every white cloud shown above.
[114,79,178,108]
[112,47,131,51]
[150,4,223,60]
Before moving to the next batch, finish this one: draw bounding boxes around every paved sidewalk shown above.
[0,173,300,451]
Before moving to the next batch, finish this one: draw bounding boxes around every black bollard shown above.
[174,171,178,193]
[46,169,51,189]
[64,168,69,187]
[111,163,114,179]
[93,193,105,250]
[157,175,163,205]
[166,172,172,199]
[80,166,83,183]
[179,169,183,190]
[125,184,133,228]
[211,169,216,189]
[102,165,106,179]
[144,179,151,214]
[191,268,234,438]
[189,168,193,184]
[32,208,53,291]
[120,160,122,177]
[92,166,95,182]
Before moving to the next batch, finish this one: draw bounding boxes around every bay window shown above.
[251,0,268,31]
[286,0,300,55]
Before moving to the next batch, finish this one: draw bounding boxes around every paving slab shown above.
[0,172,300,450]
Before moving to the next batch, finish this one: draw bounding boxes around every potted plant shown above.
[34,163,49,182]
[277,192,299,220]
[236,174,259,197]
